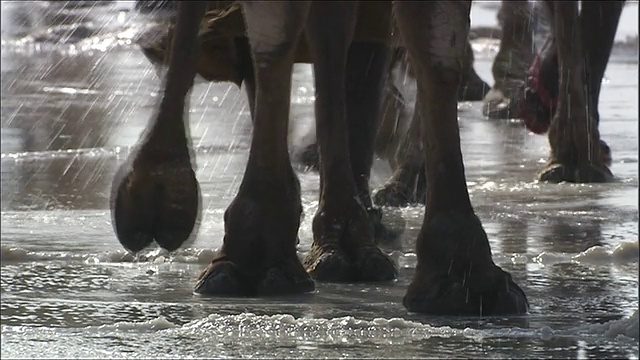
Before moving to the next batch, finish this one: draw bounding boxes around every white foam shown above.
[582,310,639,341]
[551,310,639,342]
[0,147,117,161]
[85,310,639,347]
[465,311,639,343]
[84,247,220,265]
[0,144,250,161]
[389,251,418,269]
[612,241,640,264]
[97,316,178,332]
[533,242,639,267]
[178,313,467,346]
[1,246,87,262]
[3,241,637,269]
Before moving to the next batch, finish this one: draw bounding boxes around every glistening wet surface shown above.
[1,1,638,359]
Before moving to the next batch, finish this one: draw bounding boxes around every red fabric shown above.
[518,44,557,135]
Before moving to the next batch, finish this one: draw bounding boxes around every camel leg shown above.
[235,37,257,119]
[303,2,397,282]
[459,41,490,101]
[373,47,427,208]
[345,41,398,240]
[394,1,528,315]
[374,42,486,208]
[580,1,624,129]
[374,50,407,164]
[518,27,559,135]
[195,1,315,296]
[111,2,204,253]
[519,1,622,145]
[483,0,536,119]
[374,96,426,207]
[578,1,624,167]
[295,21,401,244]
[538,1,620,183]
[385,44,489,104]
[295,45,393,178]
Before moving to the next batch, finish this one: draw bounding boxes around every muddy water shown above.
[1,2,638,359]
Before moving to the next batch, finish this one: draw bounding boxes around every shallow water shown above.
[1,1,639,359]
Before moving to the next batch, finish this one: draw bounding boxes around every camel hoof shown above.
[459,71,490,102]
[538,163,614,183]
[368,207,403,244]
[599,140,612,167]
[111,157,201,254]
[257,265,316,295]
[295,143,320,171]
[373,182,416,207]
[403,212,528,316]
[197,172,311,297]
[305,249,352,282]
[305,246,397,283]
[306,197,398,282]
[195,257,315,296]
[403,268,529,316]
[482,89,515,119]
[355,247,398,282]
[482,88,520,120]
[194,260,246,296]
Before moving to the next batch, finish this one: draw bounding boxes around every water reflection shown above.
[1,49,142,210]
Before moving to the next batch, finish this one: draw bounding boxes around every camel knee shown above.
[242,1,310,68]
[415,36,467,88]
[393,2,470,88]
[498,0,534,27]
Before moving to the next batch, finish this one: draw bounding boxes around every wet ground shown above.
[1,1,639,359]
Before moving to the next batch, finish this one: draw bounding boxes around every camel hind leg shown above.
[302,2,397,283]
[374,95,426,207]
[538,1,622,183]
[393,1,528,315]
[483,0,536,119]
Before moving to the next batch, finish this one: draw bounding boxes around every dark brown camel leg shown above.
[581,1,625,129]
[374,49,407,164]
[578,1,624,167]
[298,41,401,240]
[538,1,619,183]
[519,1,622,146]
[518,30,559,135]
[483,0,536,119]
[374,42,486,208]
[303,2,397,282]
[235,37,257,119]
[111,2,204,253]
[195,1,314,296]
[375,41,486,166]
[394,1,528,315]
[295,43,393,178]
[459,41,490,101]
[344,41,398,240]
[373,47,427,207]
[385,44,489,104]
[374,96,426,207]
